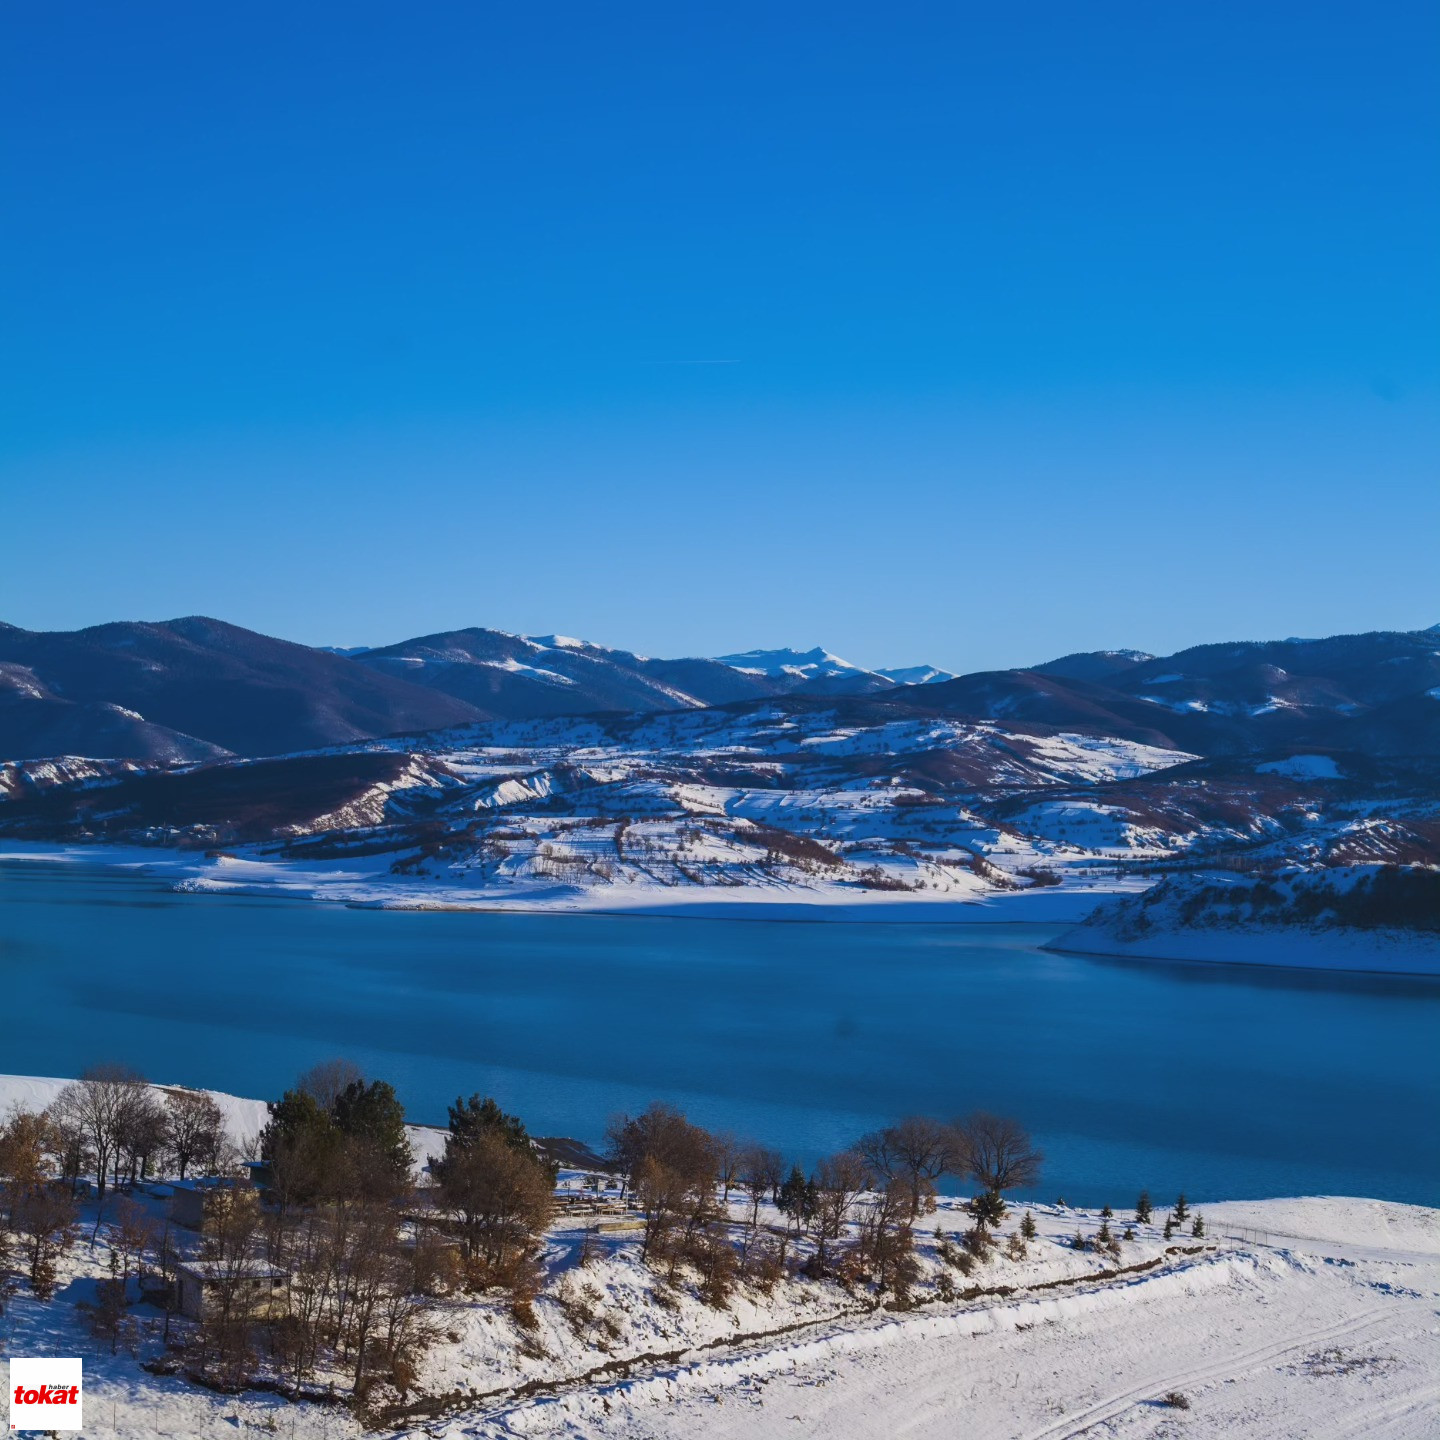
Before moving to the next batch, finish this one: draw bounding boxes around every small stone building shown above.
[173,1260,289,1322]
[168,1177,245,1231]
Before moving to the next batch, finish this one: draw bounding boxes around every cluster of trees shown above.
[260,1059,412,1207]
[0,1059,560,1409]
[243,1065,557,1398]
[603,1106,1043,1308]
[49,1066,228,1198]
[226,1065,559,1400]
[0,1067,227,1304]
[2,1055,1064,1406]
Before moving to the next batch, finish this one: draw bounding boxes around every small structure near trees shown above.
[168,1176,245,1231]
[174,1259,289,1322]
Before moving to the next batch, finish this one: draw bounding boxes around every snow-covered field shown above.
[486,1229,1440,1440]
[1,1076,1435,1439]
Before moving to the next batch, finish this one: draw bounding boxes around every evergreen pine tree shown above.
[1191,1213,1205,1237]
[777,1165,816,1229]
[1122,1226,1135,1241]
[1097,1217,1113,1246]
[332,1078,413,1183]
[968,1190,1007,1231]
[1020,1210,1038,1241]
[1100,1204,1113,1219]
[1135,1190,1152,1224]
[446,1094,532,1154]
[1174,1193,1189,1221]
[1163,1215,1175,1239]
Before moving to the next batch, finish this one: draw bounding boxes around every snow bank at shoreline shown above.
[1048,923,1440,975]
[0,840,1142,922]
[1050,867,1440,975]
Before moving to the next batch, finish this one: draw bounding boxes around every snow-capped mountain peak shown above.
[876,664,958,686]
[716,646,868,681]
[528,634,589,651]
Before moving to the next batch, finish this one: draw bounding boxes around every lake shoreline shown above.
[4,856,1436,1206]
[1,840,1136,924]
[1046,929,1440,979]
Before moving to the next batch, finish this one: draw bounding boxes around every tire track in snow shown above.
[1013,1306,1395,1440]
[1330,1382,1440,1440]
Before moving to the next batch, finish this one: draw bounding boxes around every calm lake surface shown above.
[2,858,1436,1206]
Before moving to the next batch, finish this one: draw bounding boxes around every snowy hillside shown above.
[1,1068,1435,1440]
[2,620,1438,949]
[1050,865,1440,973]
[0,697,1193,910]
[3,687,1439,930]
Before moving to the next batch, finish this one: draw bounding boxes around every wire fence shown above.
[1225,1225,1271,1247]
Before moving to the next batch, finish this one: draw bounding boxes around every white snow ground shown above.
[0,1075,1435,1440]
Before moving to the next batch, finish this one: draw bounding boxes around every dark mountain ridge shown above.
[0,617,482,760]
[2,616,1436,764]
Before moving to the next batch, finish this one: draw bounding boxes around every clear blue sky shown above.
[3,2,1436,671]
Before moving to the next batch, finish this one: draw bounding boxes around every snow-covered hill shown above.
[1050,864,1440,972]
[2,622,1438,946]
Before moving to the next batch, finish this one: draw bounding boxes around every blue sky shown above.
[3,2,1436,671]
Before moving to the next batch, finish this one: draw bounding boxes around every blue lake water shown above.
[2,858,1436,1206]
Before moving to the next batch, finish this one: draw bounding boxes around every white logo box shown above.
[9,1358,83,1432]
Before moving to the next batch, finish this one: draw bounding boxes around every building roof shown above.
[169,1176,241,1194]
[175,1259,287,1281]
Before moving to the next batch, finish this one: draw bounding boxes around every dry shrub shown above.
[744,1235,785,1296]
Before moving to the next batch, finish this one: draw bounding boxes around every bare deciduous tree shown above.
[435,1129,553,1271]
[48,1065,146,1200]
[711,1131,742,1204]
[109,1194,158,1283]
[164,1090,225,1180]
[857,1116,958,1218]
[737,1144,784,1233]
[810,1151,872,1266]
[853,1178,920,1301]
[115,1089,168,1185]
[954,1112,1043,1196]
[606,1103,718,1251]
[297,1058,365,1111]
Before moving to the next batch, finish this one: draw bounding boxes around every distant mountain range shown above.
[2,616,1437,914]
[0,620,956,762]
[1,616,1434,764]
